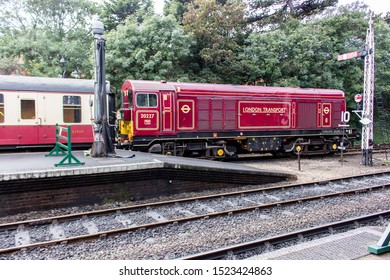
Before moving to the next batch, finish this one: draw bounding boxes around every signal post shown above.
[338,13,375,165]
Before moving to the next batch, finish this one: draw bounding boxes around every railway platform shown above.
[248,226,390,260]
[0,150,295,216]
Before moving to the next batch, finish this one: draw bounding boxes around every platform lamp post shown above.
[90,20,115,157]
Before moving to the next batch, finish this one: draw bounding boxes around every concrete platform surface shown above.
[248,226,390,260]
[0,150,296,216]
[0,150,294,182]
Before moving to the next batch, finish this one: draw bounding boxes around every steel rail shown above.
[232,146,389,160]
[0,181,389,255]
[1,170,389,231]
[180,210,390,260]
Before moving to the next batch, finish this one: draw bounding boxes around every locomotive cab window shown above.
[21,99,35,119]
[136,93,157,108]
[63,95,81,123]
[0,94,4,123]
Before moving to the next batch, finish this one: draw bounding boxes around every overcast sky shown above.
[338,0,390,14]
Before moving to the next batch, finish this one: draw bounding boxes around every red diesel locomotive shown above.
[117,80,357,158]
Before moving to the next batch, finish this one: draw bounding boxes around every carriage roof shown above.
[0,75,94,93]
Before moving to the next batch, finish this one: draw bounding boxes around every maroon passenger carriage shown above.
[0,75,96,149]
[117,80,357,158]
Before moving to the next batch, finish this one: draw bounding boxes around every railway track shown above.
[345,144,390,155]
[181,210,390,260]
[1,171,390,256]
[230,144,390,161]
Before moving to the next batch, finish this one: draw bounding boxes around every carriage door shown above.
[17,93,51,145]
[161,91,173,132]
[17,93,40,145]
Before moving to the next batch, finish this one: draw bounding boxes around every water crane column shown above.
[90,20,115,157]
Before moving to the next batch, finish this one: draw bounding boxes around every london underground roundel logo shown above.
[181,105,191,114]
[323,107,330,114]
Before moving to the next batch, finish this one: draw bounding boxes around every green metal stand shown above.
[368,223,390,255]
[46,124,85,167]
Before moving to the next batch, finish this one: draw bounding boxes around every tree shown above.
[246,0,338,29]
[0,0,98,77]
[0,0,97,38]
[0,57,21,75]
[99,0,153,31]
[105,14,195,89]
[163,0,192,23]
[242,2,390,125]
[183,0,247,83]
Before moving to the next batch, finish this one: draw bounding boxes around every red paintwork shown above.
[238,101,291,129]
[0,75,96,148]
[177,99,195,130]
[0,125,93,146]
[121,80,346,138]
[135,110,159,131]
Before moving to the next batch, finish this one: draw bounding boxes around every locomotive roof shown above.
[124,80,345,97]
[0,75,94,93]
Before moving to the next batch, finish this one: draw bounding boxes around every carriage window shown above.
[136,93,157,108]
[0,94,4,123]
[63,96,81,123]
[21,99,35,119]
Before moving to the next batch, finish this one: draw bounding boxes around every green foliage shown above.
[99,0,153,31]
[243,2,390,127]
[0,0,98,77]
[105,13,195,89]
[183,0,248,83]
[163,0,191,22]
[246,0,338,29]
[0,56,21,75]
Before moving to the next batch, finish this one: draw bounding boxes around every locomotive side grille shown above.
[297,102,317,129]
